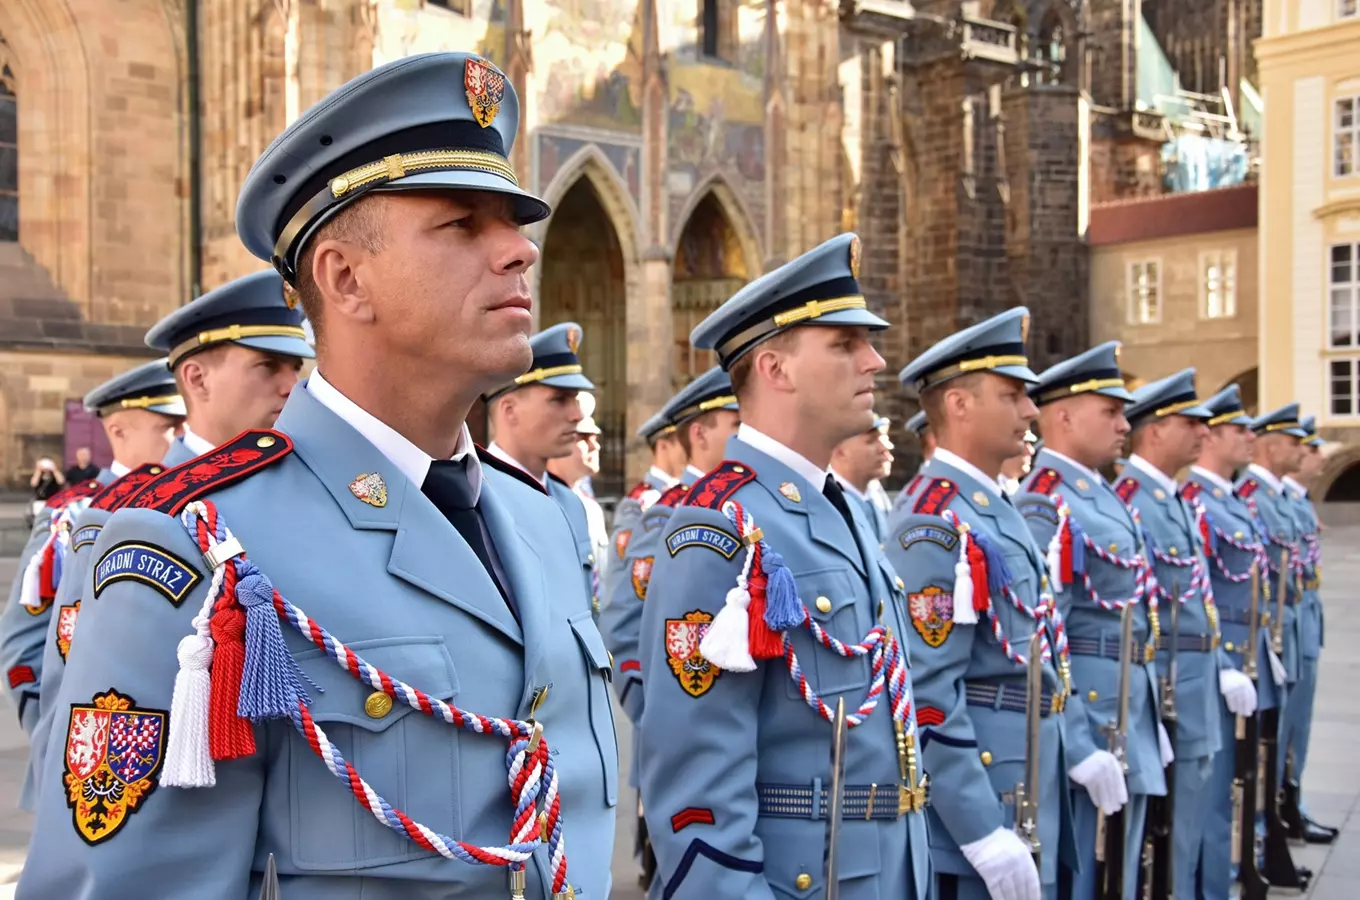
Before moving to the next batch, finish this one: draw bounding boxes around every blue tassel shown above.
[235,560,310,721]
[972,531,1012,596]
[1068,515,1086,575]
[761,548,805,631]
[52,543,64,590]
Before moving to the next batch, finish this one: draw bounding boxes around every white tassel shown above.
[953,531,978,626]
[160,632,217,788]
[1046,510,1066,591]
[18,541,47,609]
[700,586,757,672]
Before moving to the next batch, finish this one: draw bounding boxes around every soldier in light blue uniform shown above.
[146,269,313,466]
[607,411,683,581]
[886,308,1075,900]
[485,323,600,613]
[893,410,935,516]
[1115,369,1237,900]
[599,364,739,892]
[832,414,893,543]
[1279,417,1337,843]
[638,233,931,900]
[0,361,184,765]
[1019,341,1161,900]
[1181,385,1278,899]
[19,51,614,899]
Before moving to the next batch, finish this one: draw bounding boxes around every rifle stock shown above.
[1235,564,1267,899]
[1261,552,1305,889]
[1143,580,1179,900]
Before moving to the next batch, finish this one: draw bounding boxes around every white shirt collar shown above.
[181,425,216,457]
[1282,475,1307,498]
[1247,463,1284,494]
[308,370,481,502]
[932,447,1002,497]
[830,468,868,502]
[487,442,545,488]
[1191,465,1235,496]
[650,465,680,488]
[109,460,130,478]
[684,464,706,482]
[737,423,828,490]
[1127,454,1179,497]
[1040,448,1105,485]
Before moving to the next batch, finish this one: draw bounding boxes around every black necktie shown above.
[823,474,869,568]
[422,459,511,608]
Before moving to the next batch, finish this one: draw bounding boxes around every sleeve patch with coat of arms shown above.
[632,556,654,600]
[908,586,955,647]
[63,689,166,845]
[665,610,721,697]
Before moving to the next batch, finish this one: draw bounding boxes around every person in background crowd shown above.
[831,414,894,542]
[63,448,100,484]
[999,429,1038,494]
[548,396,609,568]
[28,460,63,504]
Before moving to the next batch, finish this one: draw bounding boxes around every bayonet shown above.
[1095,602,1135,898]
[1235,562,1268,899]
[826,697,848,899]
[1014,631,1044,867]
[258,853,280,900]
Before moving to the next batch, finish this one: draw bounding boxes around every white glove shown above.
[1157,722,1175,767]
[1219,667,1258,717]
[960,827,1042,900]
[1068,749,1129,814]
[1268,648,1287,686]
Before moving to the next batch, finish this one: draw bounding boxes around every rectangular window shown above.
[1330,243,1359,347]
[1330,358,1357,416]
[701,0,721,58]
[1342,0,1358,20]
[1337,97,1358,177]
[1201,249,1237,319]
[1127,259,1161,324]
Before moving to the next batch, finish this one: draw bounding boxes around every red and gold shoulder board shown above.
[1026,467,1062,495]
[1114,477,1140,504]
[477,445,549,495]
[684,461,756,509]
[1180,480,1203,503]
[90,463,168,512]
[627,481,650,501]
[122,430,293,515]
[913,478,959,516]
[1236,478,1259,499]
[46,479,102,510]
[657,484,689,508]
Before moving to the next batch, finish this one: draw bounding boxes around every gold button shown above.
[734,465,746,473]
[150,466,162,475]
[1169,547,1178,556]
[1225,642,1235,652]
[364,692,393,718]
[980,751,993,766]
[1109,542,1119,553]
[816,596,833,614]
[256,435,277,448]
[1088,690,1099,702]
[795,874,813,891]
[587,554,595,565]
[1234,531,1243,540]
[894,577,905,591]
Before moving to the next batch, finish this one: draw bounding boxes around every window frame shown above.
[1329,242,1360,350]
[1341,0,1358,22]
[1126,258,1163,325]
[1328,357,1358,418]
[1199,248,1238,320]
[1335,95,1359,178]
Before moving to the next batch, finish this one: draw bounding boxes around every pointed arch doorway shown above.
[671,191,754,390]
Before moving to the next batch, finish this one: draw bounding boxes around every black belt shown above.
[1154,634,1217,652]
[965,681,1065,717]
[1068,636,1154,663]
[1216,606,1259,626]
[757,782,906,820]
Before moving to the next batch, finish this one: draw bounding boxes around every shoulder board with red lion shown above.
[1114,477,1140,504]
[46,478,102,510]
[89,463,169,512]
[683,461,756,509]
[1236,478,1259,499]
[1025,467,1062,495]
[121,430,294,515]
[657,484,689,507]
[1180,480,1203,503]
[477,446,549,495]
[913,477,959,515]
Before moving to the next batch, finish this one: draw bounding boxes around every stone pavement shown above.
[1,528,1359,898]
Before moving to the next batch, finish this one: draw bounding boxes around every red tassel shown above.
[746,543,783,660]
[1199,514,1212,558]
[208,605,255,760]
[1060,519,1075,585]
[38,539,57,602]
[967,539,989,612]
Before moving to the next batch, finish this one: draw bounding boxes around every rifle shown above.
[1261,551,1306,888]
[1143,578,1179,900]
[1095,603,1134,900]
[1235,564,1268,899]
[826,697,849,899]
[1014,631,1044,868]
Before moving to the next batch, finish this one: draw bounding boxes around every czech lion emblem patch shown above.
[908,586,955,648]
[64,689,166,845]
[464,57,506,128]
[632,556,654,600]
[615,529,632,559]
[665,610,720,698]
[56,602,80,661]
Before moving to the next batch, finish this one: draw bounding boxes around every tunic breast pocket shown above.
[784,567,870,700]
[287,636,460,871]
[569,609,619,808]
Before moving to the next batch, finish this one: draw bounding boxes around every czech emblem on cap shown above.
[567,325,581,355]
[282,282,301,310]
[349,473,387,508]
[908,585,955,648]
[666,610,720,697]
[63,689,166,845]
[56,602,80,661]
[464,56,507,129]
[849,236,862,279]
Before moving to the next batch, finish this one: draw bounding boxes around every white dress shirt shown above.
[651,465,681,489]
[830,468,869,503]
[1043,448,1106,486]
[486,443,545,488]
[933,447,1002,497]
[1246,463,1285,496]
[684,464,706,482]
[737,423,828,489]
[181,425,216,457]
[1127,454,1179,497]
[1282,475,1307,499]
[1190,465,1235,497]
[109,461,130,479]
[308,370,482,502]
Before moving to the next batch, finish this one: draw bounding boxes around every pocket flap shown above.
[293,636,458,733]
[570,610,612,677]
[765,818,882,895]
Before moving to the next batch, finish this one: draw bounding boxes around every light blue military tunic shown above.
[1020,449,1165,898]
[639,435,931,900]
[1281,477,1322,783]
[1235,465,1302,687]
[890,455,1076,893]
[19,385,616,899]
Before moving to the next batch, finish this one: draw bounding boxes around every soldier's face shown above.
[973,375,1039,460]
[508,385,584,459]
[1063,393,1129,468]
[1163,414,1208,469]
[689,409,740,472]
[370,191,539,389]
[105,409,180,469]
[1298,445,1324,481]
[1213,422,1254,468]
[204,345,302,432]
[835,428,891,484]
[784,325,884,444]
